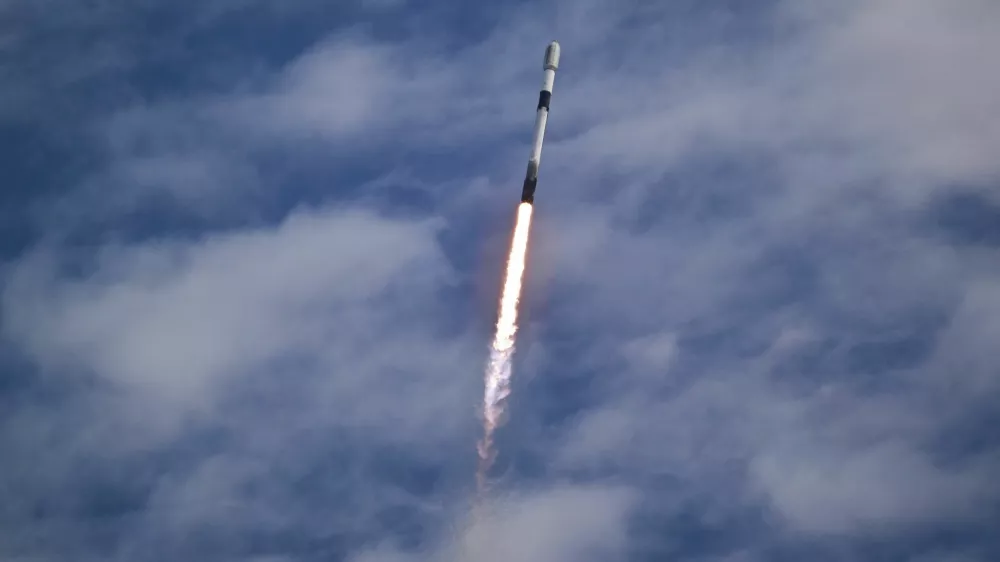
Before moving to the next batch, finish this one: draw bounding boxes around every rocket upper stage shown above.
[544,41,560,70]
[520,41,560,204]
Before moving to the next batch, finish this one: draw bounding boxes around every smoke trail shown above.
[477,202,534,493]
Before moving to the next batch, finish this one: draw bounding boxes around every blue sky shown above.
[2,1,1000,561]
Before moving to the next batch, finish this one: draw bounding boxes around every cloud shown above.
[751,441,995,535]
[1,204,482,559]
[803,0,1000,187]
[453,486,635,562]
[539,0,1000,212]
[3,206,457,424]
[351,485,635,562]
[2,0,1000,560]
[225,40,400,140]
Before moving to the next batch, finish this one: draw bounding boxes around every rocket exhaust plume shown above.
[476,41,560,494]
[477,202,533,491]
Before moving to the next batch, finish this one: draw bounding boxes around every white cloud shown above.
[751,442,995,534]
[3,206,454,417]
[804,0,1000,187]
[536,0,1000,211]
[4,0,1000,559]
[454,486,634,562]
[232,41,398,139]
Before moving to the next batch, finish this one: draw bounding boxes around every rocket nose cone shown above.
[544,41,561,70]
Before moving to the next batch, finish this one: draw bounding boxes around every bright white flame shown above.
[477,202,534,492]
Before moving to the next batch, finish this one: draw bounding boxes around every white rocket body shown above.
[520,41,560,203]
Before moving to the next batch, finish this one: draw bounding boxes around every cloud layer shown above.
[2,0,999,561]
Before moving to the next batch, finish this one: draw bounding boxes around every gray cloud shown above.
[352,485,635,562]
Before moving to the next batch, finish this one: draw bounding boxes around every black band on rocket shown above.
[520,177,537,203]
[521,161,539,203]
[537,91,551,111]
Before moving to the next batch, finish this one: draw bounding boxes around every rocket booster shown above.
[520,41,560,204]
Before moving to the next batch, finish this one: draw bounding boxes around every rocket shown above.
[520,41,561,204]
